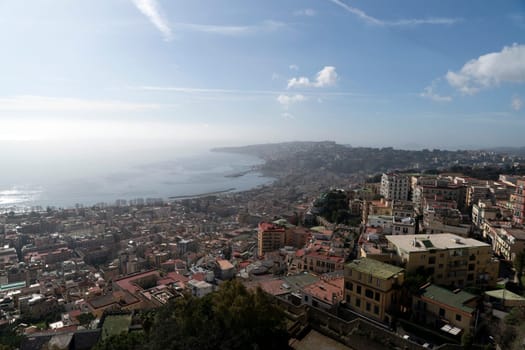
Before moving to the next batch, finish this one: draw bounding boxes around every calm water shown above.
[0,141,273,211]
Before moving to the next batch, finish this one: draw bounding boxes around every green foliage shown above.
[93,331,145,350]
[504,306,525,326]
[461,331,473,349]
[92,280,289,350]
[146,280,289,350]
[403,267,432,294]
[77,312,95,326]
[0,324,22,349]
[314,189,351,224]
[514,251,525,289]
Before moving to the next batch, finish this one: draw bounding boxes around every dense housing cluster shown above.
[1,145,525,349]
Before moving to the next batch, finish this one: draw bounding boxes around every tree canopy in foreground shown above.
[95,279,290,350]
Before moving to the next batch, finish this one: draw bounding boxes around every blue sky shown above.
[0,0,524,149]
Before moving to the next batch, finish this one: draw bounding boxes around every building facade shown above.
[343,258,404,324]
[257,222,286,257]
[386,233,499,288]
[512,178,525,225]
[380,173,410,201]
[412,284,478,332]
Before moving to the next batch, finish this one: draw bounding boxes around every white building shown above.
[380,173,410,201]
[187,279,213,298]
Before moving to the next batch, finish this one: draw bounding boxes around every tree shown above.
[77,312,95,326]
[93,331,145,350]
[513,250,525,289]
[146,280,290,350]
[461,331,473,349]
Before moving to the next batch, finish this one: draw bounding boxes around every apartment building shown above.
[512,178,525,224]
[343,258,404,324]
[485,224,525,262]
[413,180,466,211]
[257,222,286,257]
[380,173,410,201]
[386,233,499,288]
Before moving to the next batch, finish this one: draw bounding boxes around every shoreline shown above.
[168,187,237,200]
[0,148,281,213]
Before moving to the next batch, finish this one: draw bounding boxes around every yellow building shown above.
[386,233,499,288]
[412,284,479,333]
[343,258,404,324]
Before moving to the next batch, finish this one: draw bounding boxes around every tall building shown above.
[512,178,525,225]
[380,173,410,201]
[344,258,404,324]
[386,233,499,288]
[257,222,286,257]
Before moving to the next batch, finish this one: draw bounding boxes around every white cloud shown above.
[329,0,461,27]
[287,66,338,89]
[293,8,316,17]
[176,20,284,36]
[0,95,160,112]
[131,0,173,41]
[420,81,452,102]
[512,95,523,111]
[446,44,525,95]
[277,94,306,106]
[289,64,299,71]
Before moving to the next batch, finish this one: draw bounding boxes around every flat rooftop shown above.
[345,258,404,280]
[386,233,489,253]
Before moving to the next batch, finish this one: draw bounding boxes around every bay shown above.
[0,141,273,211]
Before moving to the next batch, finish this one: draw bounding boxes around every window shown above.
[456,314,462,322]
[365,289,374,299]
[346,295,351,303]
[439,308,445,317]
[357,285,362,294]
[366,302,371,312]
[376,279,381,287]
[375,292,380,301]
[304,295,309,302]
[345,282,353,291]
[368,274,373,283]
[374,305,379,315]
[356,298,361,307]
[429,256,436,264]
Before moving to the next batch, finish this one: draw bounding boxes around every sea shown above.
[0,140,274,212]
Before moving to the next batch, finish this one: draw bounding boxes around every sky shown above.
[0,0,524,149]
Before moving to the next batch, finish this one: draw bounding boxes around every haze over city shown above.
[1,0,524,149]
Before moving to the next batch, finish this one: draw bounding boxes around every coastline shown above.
[0,149,277,212]
[168,187,237,200]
